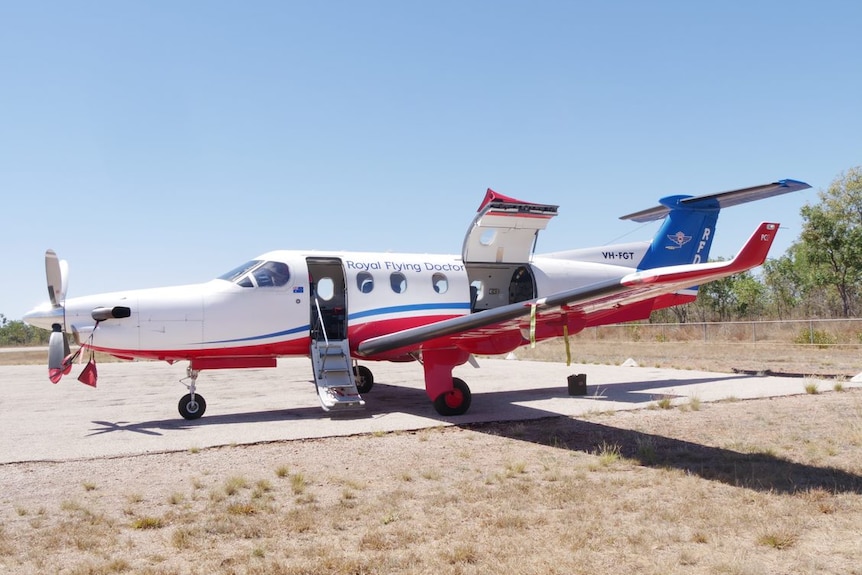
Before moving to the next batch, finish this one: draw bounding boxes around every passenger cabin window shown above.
[432,273,448,294]
[357,272,374,294]
[390,272,407,294]
[218,260,290,288]
[479,229,496,246]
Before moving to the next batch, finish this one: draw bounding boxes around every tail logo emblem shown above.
[665,231,692,250]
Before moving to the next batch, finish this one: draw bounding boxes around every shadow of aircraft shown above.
[87,404,360,437]
[465,416,862,495]
[86,373,862,496]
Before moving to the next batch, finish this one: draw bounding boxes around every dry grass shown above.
[517,336,862,378]
[0,349,125,367]
[2,388,862,574]
[3,338,862,573]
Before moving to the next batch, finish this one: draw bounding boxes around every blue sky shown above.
[2,1,860,321]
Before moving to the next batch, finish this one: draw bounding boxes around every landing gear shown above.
[353,364,374,394]
[433,377,471,416]
[178,393,206,420]
[178,367,207,420]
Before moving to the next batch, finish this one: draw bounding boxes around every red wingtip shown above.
[731,222,780,270]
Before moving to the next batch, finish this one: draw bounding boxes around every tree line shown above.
[1,167,860,345]
[656,167,862,323]
[0,314,50,346]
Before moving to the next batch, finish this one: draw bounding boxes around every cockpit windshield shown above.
[218,260,291,288]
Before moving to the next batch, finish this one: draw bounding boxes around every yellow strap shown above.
[563,324,571,366]
[529,303,537,348]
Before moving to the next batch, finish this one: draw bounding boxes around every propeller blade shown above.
[45,249,70,382]
[48,328,66,383]
[45,249,68,307]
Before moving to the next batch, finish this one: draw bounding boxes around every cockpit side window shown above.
[218,260,262,283]
[253,261,291,287]
[218,260,290,288]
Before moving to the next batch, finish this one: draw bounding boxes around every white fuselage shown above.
[25,246,651,362]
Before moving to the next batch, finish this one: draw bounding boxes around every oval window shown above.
[357,271,374,294]
[390,272,407,294]
[479,229,496,246]
[316,277,335,301]
[432,273,448,294]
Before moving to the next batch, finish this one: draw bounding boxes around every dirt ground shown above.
[2,342,862,574]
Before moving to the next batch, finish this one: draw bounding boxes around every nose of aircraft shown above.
[23,303,64,331]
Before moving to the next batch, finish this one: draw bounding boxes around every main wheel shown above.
[178,393,207,420]
[432,377,472,416]
[353,365,374,394]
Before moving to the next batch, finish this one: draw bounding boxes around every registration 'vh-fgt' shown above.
[24,179,810,419]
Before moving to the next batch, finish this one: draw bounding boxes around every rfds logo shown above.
[691,228,712,263]
[665,231,692,249]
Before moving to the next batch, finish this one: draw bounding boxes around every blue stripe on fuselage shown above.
[204,324,310,344]
[348,302,471,321]
[202,302,471,344]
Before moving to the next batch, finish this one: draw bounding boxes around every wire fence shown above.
[579,318,862,348]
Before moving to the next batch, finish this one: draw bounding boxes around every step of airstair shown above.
[310,339,365,412]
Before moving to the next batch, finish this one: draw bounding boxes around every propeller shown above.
[45,249,71,383]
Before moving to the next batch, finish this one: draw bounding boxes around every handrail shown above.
[313,297,329,346]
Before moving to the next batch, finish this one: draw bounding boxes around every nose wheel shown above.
[179,393,206,419]
[178,367,207,420]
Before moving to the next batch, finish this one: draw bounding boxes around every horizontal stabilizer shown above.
[621,179,810,223]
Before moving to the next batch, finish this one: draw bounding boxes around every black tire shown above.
[432,377,472,416]
[353,365,374,394]
[178,393,206,420]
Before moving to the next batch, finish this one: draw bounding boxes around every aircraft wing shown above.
[356,222,779,357]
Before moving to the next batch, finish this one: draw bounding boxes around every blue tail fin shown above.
[621,179,811,271]
[636,195,720,270]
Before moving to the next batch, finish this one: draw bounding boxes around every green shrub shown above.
[794,328,836,348]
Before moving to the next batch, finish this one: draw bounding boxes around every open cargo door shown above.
[461,189,559,264]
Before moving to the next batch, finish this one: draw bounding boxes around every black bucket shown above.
[567,373,587,396]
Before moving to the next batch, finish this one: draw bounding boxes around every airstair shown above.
[309,295,364,412]
[310,339,365,411]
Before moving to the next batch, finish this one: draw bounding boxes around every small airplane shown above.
[24,179,810,419]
